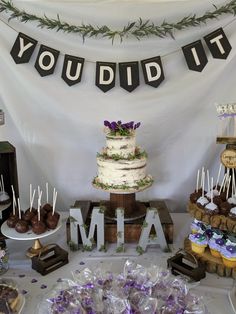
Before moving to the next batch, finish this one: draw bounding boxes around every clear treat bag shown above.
[38,259,207,314]
[216,103,236,137]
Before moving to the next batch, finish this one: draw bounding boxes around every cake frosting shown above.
[106,134,136,158]
[93,120,153,191]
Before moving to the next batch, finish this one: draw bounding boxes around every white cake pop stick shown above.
[207,170,210,192]
[17,197,21,220]
[200,167,204,189]
[1,175,5,192]
[226,175,231,200]
[37,190,42,221]
[211,177,214,203]
[46,182,48,204]
[11,185,16,216]
[30,189,36,212]
[232,170,235,197]
[201,171,205,197]
[216,164,222,189]
[0,178,2,192]
[29,184,32,207]
[196,169,200,192]
[219,174,227,194]
[223,170,230,192]
[52,191,57,215]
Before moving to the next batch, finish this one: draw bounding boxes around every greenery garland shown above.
[0,0,236,42]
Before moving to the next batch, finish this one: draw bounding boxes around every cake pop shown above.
[15,198,29,233]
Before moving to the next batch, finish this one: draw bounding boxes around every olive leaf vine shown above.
[0,0,236,42]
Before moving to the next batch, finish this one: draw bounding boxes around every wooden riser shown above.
[67,200,173,244]
[184,238,236,279]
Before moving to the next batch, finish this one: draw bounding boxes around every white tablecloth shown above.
[2,212,236,314]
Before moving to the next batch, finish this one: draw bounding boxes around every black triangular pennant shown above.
[119,61,139,92]
[10,32,37,64]
[141,56,164,88]
[62,55,84,86]
[182,40,208,72]
[35,45,59,77]
[95,62,116,92]
[204,28,231,59]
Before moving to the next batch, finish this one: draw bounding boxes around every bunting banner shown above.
[10,28,231,92]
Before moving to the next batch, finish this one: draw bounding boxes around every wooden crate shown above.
[67,200,173,244]
[0,142,19,234]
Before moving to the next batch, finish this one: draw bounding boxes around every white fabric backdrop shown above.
[0,0,236,212]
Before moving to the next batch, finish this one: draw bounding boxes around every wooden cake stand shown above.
[92,178,153,221]
[1,219,62,257]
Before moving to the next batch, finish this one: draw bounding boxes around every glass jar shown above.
[0,239,9,275]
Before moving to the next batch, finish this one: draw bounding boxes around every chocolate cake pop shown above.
[22,208,36,222]
[6,215,19,228]
[43,203,52,212]
[219,201,232,216]
[190,190,201,203]
[32,220,46,235]
[205,177,219,215]
[15,197,29,233]
[46,213,60,229]
[46,189,59,229]
[15,220,29,233]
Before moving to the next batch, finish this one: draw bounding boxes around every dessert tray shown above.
[1,218,62,241]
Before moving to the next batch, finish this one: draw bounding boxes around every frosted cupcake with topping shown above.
[189,233,208,255]
[190,219,204,234]
[208,230,225,257]
[220,245,236,268]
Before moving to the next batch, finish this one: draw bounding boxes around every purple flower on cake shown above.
[104,120,141,136]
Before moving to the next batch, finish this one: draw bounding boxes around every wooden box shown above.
[0,142,19,231]
[67,200,173,244]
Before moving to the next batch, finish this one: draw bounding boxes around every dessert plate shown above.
[1,218,62,241]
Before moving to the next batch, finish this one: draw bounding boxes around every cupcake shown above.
[190,219,204,234]
[189,233,208,255]
[220,245,236,268]
[208,230,225,257]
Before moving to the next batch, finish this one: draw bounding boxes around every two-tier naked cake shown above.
[93,120,153,193]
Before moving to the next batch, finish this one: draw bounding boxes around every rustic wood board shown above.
[187,202,236,233]
[66,200,173,244]
[216,137,236,144]
[184,238,236,279]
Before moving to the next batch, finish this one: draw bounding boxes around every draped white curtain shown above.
[0,0,235,212]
